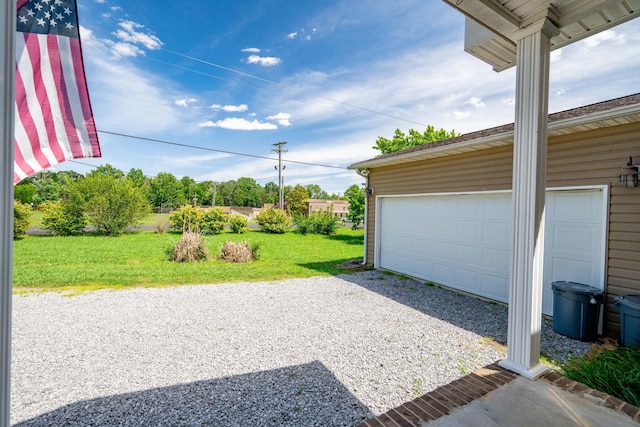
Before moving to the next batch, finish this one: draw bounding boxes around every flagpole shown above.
[0,0,16,425]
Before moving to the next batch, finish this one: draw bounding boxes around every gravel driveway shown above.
[11,271,591,426]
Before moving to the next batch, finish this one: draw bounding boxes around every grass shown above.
[562,345,640,407]
[13,228,364,292]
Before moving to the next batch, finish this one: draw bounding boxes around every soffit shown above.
[443,0,640,71]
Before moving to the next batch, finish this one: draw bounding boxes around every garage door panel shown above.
[483,222,510,244]
[378,189,605,317]
[550,192,602,222]
[482,274,509,301]
[457,221,481,241]
[456,244,480,266]
[550,225,599,255]
[483,194,511,218]
[482,247,509,272]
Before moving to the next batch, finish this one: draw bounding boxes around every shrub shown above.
[200,207,228,235]
[293,210,337,235]
[170,232,209,262]
[218,240,258,263]
[40,200,85,236]
[64,174,149,236]
[169,205,201,232]
[13,201,31,239]
[256,208,291,234]
[229,215,249,234]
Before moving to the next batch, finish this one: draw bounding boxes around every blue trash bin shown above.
[551,281,603,342]
[613,295,640,346]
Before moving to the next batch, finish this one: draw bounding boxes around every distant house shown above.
[305,199,350,219]
[348,93,640,337]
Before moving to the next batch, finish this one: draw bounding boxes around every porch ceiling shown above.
[443,0,640,71]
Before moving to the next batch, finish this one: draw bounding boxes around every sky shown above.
[50,0,640,195]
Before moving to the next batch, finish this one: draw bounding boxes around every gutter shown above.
[355,168,369,266]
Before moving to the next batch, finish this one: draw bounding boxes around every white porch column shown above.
[1,0,16,424]
[498,17,558,380]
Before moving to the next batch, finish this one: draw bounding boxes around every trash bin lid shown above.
[614,295,640,310]
[551,281,603,295]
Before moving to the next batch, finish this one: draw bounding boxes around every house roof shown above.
[348,93,640,170]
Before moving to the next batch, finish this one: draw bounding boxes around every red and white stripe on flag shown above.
[14,0,100,184]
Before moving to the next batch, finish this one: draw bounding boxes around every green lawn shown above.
[13,228,364,292]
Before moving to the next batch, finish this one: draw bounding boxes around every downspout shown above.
[356,168,369,266]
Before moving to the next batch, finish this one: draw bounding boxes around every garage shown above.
[375,187,606,315]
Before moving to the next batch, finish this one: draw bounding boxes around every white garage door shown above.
[376,188,606,315]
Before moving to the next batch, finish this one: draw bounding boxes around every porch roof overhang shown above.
[348,93,640,170]
[445,0,640,71]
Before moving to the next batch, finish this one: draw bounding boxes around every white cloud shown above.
[111,6,122,12]
[287,32,298,39]
[466,97,485,108]
[241,47,260,53]
[176,98,198,107]
[198,118,278,131]
[246,55,281,66]
[266,112,292,126]
[109,41,145,58]
[79,26,187,135]
[209,104,249,112]
[114,20,163,51]
[582,29,619,48]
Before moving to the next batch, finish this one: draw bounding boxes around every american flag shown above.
[14,0,100,184]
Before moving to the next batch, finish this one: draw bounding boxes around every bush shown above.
[169,205,201,232]
[293,210,337,235]
[170,232,209,262]
[200,207,228,235]
[256,208,291,234]
[218,240,258,263]
[40,200,85,236]
[229,215,249,234]
[64,174,149,236]
[13,201,31,239]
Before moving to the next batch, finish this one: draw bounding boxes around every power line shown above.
[86,24,430,128]
[97,130,348,170]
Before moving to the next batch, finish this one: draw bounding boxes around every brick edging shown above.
[355,363,517,427]
[542,371,640,422]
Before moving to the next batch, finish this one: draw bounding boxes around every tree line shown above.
[14,164,346,210]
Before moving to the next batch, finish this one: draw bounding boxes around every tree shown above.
[236,177,261,207]
[126,168,146,188]
[149,172,183,209]
[91,163,125,179]
[344,184,365,229]
[31,171,61,205]
[286,184,309,217]
[373,125,459,155]
[262,181,279,204]
[66,174,149,236]
[305,184,329,200]
[181,176,199,205]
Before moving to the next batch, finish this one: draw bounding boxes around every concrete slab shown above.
[427,376,637,426]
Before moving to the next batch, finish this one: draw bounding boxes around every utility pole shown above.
[272,142,287,210]
[211,181,217,207]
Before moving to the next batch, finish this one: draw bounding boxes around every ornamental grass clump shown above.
[562,344,640,407]
[218,240,258,263]
[171,232,209,262]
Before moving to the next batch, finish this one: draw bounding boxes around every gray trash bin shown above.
[613,295,640,346]
[551,281,604,342]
